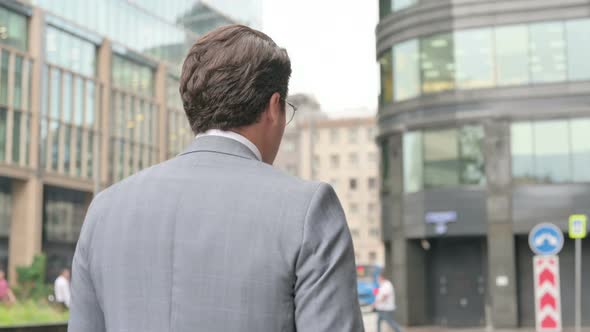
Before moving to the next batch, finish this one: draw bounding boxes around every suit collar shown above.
[179,135,260,161]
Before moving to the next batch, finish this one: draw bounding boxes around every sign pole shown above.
[575,238,581,332]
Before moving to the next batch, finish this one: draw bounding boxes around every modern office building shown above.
[377,0,590,328]
[275,104,384,266]
[0,0,260,283]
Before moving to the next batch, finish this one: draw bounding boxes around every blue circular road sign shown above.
[529,223,564,256]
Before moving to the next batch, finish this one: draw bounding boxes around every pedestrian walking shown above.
[374,273,402,332]
[54,268,71,309]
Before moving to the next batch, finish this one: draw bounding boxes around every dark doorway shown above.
[427,237,487,327]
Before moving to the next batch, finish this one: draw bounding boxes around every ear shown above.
[264,92,283,124]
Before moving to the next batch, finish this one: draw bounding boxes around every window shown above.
[351,228,360,238]
[368,177,377,190]
[379,49,393,105]
[534,120,570,182]
[566,19,590,81]
[379,0,391,19]
[368,203,376,215]
[511,119,590,184]
[403,131,423,192]
[350,178,358,190]
[349,127,359,143]
[112,55,154,96]
[421,33,454,93]
[313,156,320,169]
[394,39,420,101]
[405,126,485,191]
[330,154,340,168]
[328,128,338,144]
[495,25,530,86]
[46,26,96,77]
[369,228,380,238]
[393,0,417,12]
[0,6,27,51]
[350,203,358,214]
[529,22,566,83]
[454,28,494,89]
[349,153,359,168]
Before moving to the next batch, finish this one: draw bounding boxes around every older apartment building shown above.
[275,105,383,266]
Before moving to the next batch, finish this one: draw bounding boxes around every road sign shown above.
[533,256,562,332]
[529,223,564,256]
[569,214,587,239]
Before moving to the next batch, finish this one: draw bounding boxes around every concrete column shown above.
[155,63,168,162]
[8,177,43,283]
[484,119,518,328]
[7,7,45,283]
[97,39,111,187]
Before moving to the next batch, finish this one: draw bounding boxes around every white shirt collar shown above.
[195,129,262,161]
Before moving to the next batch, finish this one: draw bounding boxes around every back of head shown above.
[179,25,292,134]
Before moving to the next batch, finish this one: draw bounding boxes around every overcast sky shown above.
[262,0,379,115]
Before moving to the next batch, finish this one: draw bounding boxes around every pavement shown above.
[362,311,590,332]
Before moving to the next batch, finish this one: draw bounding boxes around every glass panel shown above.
[0,108,5,161]
[566,19,590,81]
[87,133,93,178]
[74,77,83,125]
[379,49,393,105]
[0,6,28,51]
[495,25,530,86]
[86,81,95,127]
[63,73,72,123]
[50,120,59,171]
[50,69,60,119]
[12,111,20,163]
[64,125,71,173]
[423,128,459,188]
[394,39,420,101]
[75,127,82,176]
[13,55,22,109]
[534,120,570,183]
[459,126,485,185]
[570,118,590,182]
[511,122,535,182]
[45,26,96,77]
[403,131,423,193]
[529,22,566,83]
[421,33,455,94]
[454,28,494,89]
[0,50,8,105]
[393,0,416,11]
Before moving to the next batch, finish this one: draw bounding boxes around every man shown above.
[0,269,16,305]
[374,274,402,332]
[54,268,71,309]
[69,25,363,332]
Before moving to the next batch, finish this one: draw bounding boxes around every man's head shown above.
[180,25,292,164]
[61,268,70,280]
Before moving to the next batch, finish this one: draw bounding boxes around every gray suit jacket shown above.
[69,136,364,332]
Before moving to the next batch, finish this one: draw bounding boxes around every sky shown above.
[262,0,379,115]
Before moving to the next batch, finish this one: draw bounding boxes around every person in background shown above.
[0,269,16,305]
[54,268,71,309]
[374,273,402,332]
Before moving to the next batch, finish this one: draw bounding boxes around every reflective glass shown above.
[379,0,391,19]
[566,19,590,81]
[0,108,5,161]
[0,50,8,106]
[511,122,534,182]
[13,55,23,109]
[12,111,21,163]
[534,120,570,183]
[74,77,83,126]
[421,34,455,93]
[570,118,590,182]
[63,73,72,122]
[393,0,417,11]
[50,69,60,118]
[403,131,423,193]
[394,39,420,101]
[45,26,96,77]
[459,126,485,185]
[424,128,459,188]
[379,49,393,105]
[495,25,530,86]
[86,81,95,127]
[529,22,566,83]
[0,6,27,51]
[454,28,494,89]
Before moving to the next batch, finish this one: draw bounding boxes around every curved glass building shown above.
[377,0,590,328]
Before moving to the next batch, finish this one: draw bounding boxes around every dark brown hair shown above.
[179,25,292,134]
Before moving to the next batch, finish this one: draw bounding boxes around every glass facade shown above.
[42,28,99,179]
[511,118,590,184]
[380,0,418,18]
[167,76,192,158]
[112,55,154,96]
[0,6,28,52]
[394,40,420,101]
[381,18,590,105]
[403,125,485,192]
[42,186,88,281]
